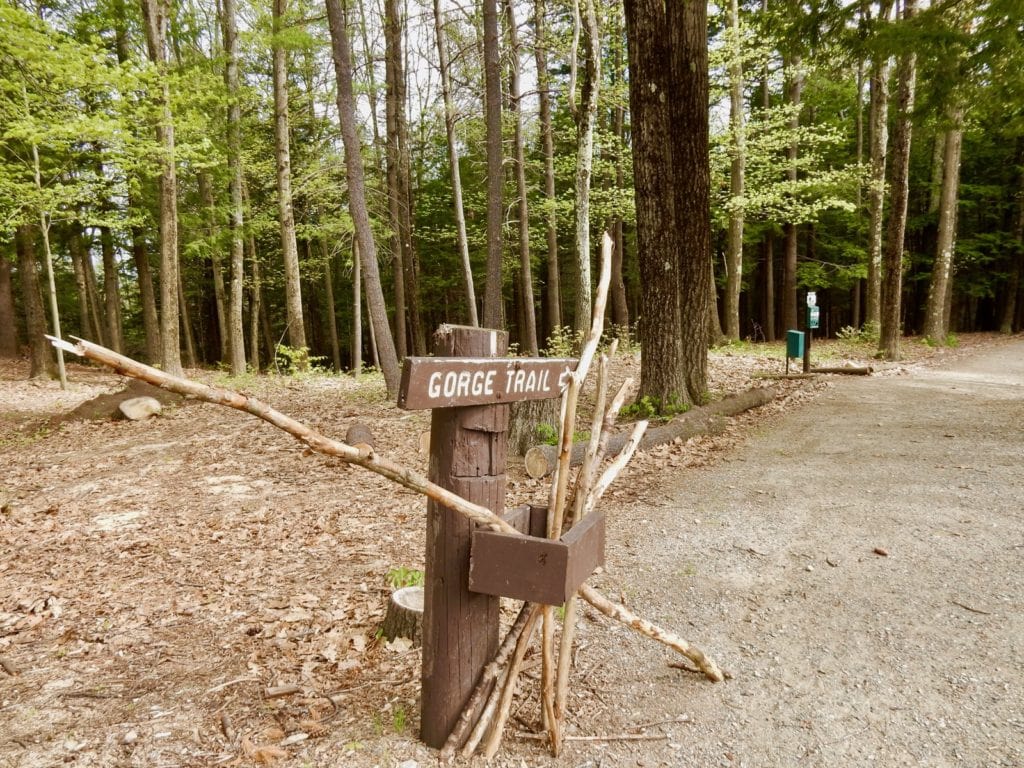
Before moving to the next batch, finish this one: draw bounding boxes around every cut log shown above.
[524,387,777,479]
[810,366,873,375]
[381,586,423,644]
[345,422,375,450]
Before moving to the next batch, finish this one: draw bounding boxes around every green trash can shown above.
[786,330,805,359]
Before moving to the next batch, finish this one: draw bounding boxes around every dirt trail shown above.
[509,339,1024,767]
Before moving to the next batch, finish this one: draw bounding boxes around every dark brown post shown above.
[420,325,508,747]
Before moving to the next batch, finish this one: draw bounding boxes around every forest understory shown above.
[0,333,1017,767]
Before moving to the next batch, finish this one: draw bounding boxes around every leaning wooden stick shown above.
[480,605,542,759]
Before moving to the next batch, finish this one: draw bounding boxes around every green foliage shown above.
[535,423,559,446]
[622,395,691,422]
[543,326,584,357]
[836,322,880,345]
[273,345,327,376]
[385,567,423,589]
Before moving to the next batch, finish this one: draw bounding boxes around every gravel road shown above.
[502,339,1024,767]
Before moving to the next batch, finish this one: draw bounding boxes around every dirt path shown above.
[506,339,1024,767]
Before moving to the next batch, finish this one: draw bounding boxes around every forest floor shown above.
[1,332,1021,768]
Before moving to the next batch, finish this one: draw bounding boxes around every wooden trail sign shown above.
[397,356,576,410]
[399,326,587,750]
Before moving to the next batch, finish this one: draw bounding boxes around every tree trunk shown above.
[724,0,745,341]
[481,0,504,330]
[68,228,98,343]
[923,106,964,344]
[352,238,362,377]
[198,171,228,361]
[131,226,161,364]
[221,0,247,376]
[0,254,17,357]
[433,0,478,327]
[383,0,406,358]
[609,15,629,334]
[100,226,124,353]
[625,0,710,407]
[178,267,197,368]
[83,244,107,346]
[272,0,307,356]
[321,242,342,371]
[505,0,538,354]
[325,0,401,396]
[15,225,53,379]
[865,11,891,329]
[572,0,600,334]
[140,0,182,376]
[534,0,561,338]
[781,56,802,334]
[879,0,917,361]
[1001,155,1024,334]
[759,11,775,341]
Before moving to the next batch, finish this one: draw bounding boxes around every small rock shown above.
[805,565,814,572]
[873,547,889,557]
[120,730,138,745]
[396,761,419,768]
[118,397,162,421]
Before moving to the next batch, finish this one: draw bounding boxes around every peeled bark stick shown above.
[47,337,725,685]
[578,583,724,682]
[582,420,648,517]
[570,353,610,526]
[440,603,535,759]
[481,605,542,759]
[525,386,777,479]
[461,662,510,758]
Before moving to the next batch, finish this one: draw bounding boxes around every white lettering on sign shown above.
[427,369,498,401]
[505,368,553,395]
[398,357,578,410]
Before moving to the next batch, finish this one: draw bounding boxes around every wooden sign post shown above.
[397,325,575,748]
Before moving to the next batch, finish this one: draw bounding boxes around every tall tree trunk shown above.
[571,0,600,333]
[433,0,478,326]
[781,56,802,334]
[625,0,710,406]
[352,237,362,377]
[321,242,342,371]
[760,1,775,341]
[131,226,161,363]
[141,0,182,376]
[383,0,407,357]
[724,0,745,341]
[198,171,228,360]
[505,0,538,354]
[865,0,892,329]
[923,106,964,344]
[83,245,107,346]
[221,0,246,375]
[325,0,401,396]
[100,226,124,353]
[178,268,197,368]
[608,10,629,333]
[0,254,17,357]
[535,0,561,338]
[481,0,504,329]
[15,225,53,379]
[879,0,917,360]
[1001,154,1024,334]
[68,228,99,343]
[272,0,307,355]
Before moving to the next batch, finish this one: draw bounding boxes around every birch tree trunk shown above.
[535,0,560,337]
[923,106,964,344]
[724,0,745,341]
[865,6,892,329]
[572,0,600,334]
[325,0,401,396]
[432,0,478,326]
[272,0,307,356]
[140,0,182,376]
[879,0,917,360]
[505,0,538,354]
[222,0,247,375]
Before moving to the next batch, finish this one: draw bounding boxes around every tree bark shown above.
[481,0,504,329]
[759,4,775,341]
[609,15,629,333]
[572,0,600,334]
[432,0,478,327]
[1001,154,1024,334]
[15,225,53,378]
[535,0,561,338]
[198,171,228,361]
[781,56,802,334]
[0,252,20,358]
[321,243,342,371]
[724,0,745,341]
[879,0,917,361]
[505,0,538,354]
[100,226,124,353]
[177,267,197,368]
[626,0,710,407]
[865,4,892,329]
[272,0,307,355]
[221,0,247,376]
[68,228,99,344]
[383,0,407,357]
[325,0,401,396]
[352,238,362,376]
[140,0,182,376]
[923,106,964,344]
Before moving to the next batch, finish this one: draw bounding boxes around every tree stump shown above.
[508,398,561,456]
[381,586,424,644]
[345,422,375,450]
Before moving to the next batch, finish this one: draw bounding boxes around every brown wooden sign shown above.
[397,356,576,410]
